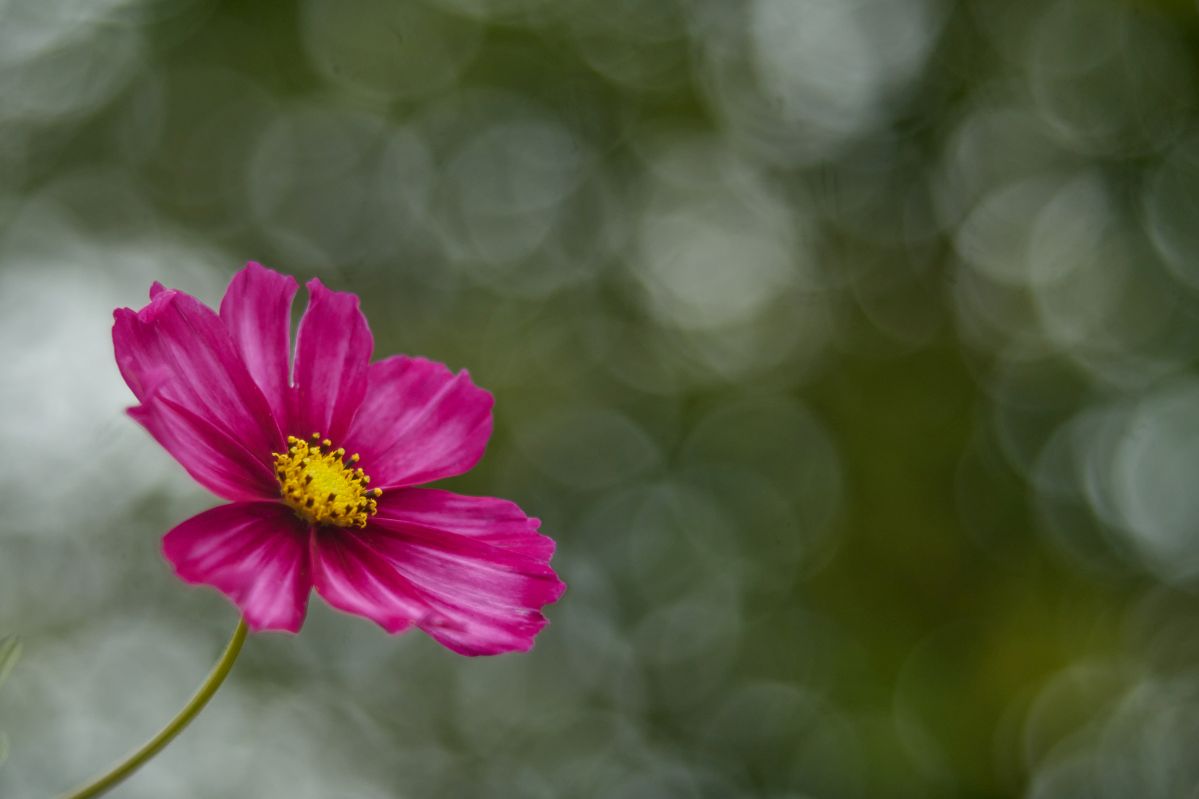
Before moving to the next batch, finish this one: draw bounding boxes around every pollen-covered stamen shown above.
[273,433,382,528]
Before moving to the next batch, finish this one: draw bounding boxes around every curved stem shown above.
[59,618,248,799]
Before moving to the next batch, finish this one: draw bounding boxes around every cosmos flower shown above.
[113,262,564,655]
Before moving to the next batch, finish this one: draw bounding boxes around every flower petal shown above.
[129,397,278,502]
[309,530,427,636]
[219,262,298,429]
[292,279,372,443]
[373,488,558,561]
[163,502,313,632]
[114,288,284,474]
[312,488,564,655]
[343,356,493,489]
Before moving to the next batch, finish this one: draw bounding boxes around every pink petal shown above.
[292,278,372,443]
[219,262,298,429]
[373,488,558,561]
[342,356,493,490]
[312,488,564,656]
[163,502,313,632]
[113,288,284,486]
[130,397,279,502]
[309,530,427,636]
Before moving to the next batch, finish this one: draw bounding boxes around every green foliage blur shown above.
[4,0,1199,796]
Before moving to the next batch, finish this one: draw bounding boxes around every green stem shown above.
[59,618,248,799]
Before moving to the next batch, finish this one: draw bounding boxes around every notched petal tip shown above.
[113,286,175,327]
[304,274,370,310]
[548,577,567,605]
[457,367,495,396]
[461,373,496,415]
[237,260,299,287]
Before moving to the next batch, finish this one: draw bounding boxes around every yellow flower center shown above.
[273,434,381,528]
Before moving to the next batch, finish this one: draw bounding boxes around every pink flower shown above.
[113,262,564,655]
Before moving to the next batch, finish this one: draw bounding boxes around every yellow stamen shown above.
[272,433,382,528]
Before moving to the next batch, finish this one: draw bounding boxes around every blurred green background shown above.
[4,0,1199,796]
